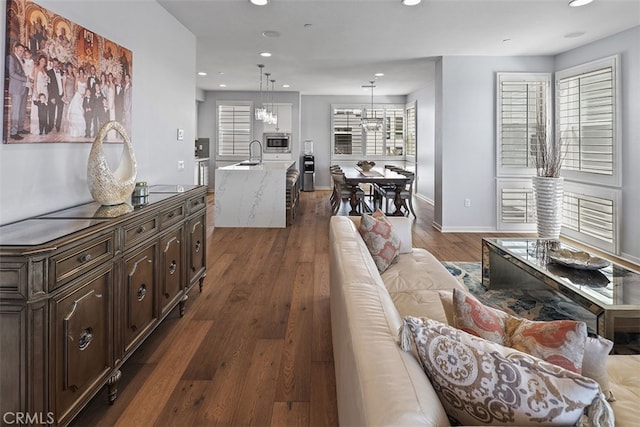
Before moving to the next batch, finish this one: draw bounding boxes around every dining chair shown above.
[331,171,365,215]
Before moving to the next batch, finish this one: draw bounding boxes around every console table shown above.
[482,238,640,346]
[0,185,207,426]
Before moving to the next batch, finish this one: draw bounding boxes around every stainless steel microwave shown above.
[264,133,291,153]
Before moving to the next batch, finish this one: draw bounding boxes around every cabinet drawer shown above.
[123,216,159,250]
[51,233,115,291]
[159,203,185,230]
[187,194,206,215]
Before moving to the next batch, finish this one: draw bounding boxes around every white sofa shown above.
[329,215,640,426]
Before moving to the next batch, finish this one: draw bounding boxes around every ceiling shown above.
[157,0,640,95]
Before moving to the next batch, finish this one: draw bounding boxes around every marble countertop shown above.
[219,160,295,171]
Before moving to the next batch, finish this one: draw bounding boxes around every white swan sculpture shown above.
[87,121,137,206]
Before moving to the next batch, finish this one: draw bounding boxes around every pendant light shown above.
[268,78,278,125]
[264,72,273,124]
[255,64,267,121]
[361,80,384,132]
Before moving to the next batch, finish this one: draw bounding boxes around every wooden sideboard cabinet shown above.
[0,185,207,426]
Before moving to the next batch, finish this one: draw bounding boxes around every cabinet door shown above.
[52,267,113,424]
[187,214,206,288]
[122,243,157,354]
[160,227,184,316]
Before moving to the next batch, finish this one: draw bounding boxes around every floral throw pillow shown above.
[506,316,587,374]
[452,289,587,374]
[401,316,614,427]
[452,288,510,346]
[358,209,401,273]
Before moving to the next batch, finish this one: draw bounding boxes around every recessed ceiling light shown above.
[374,73,384,77]
[197,72,207,76]
[401,0,422,5]
[565,31,586,38]
[503,38,511,43]
[249,0,268,6]
[262,30,281,38]
[219,84,227,88]
[260,52,272,57]
[304,24,313,29]
[568,0,593,7]
[282,84,290,88]
[218,71,225,75]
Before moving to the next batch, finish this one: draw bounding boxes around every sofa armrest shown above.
[347,215,413,254]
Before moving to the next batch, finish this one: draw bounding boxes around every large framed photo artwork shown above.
[3,0,133,144]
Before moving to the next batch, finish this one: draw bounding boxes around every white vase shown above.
[87,121,137,206]
[532,176,564,239]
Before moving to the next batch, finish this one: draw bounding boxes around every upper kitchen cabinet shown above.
[263,103,292,134]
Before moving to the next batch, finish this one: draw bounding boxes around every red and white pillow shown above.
[452,288,587,373]
[358,209,401,272]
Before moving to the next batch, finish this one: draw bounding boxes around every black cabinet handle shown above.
[78,328,93,350]
[137,225,146,234]
[78,253,92,263]
[136,284,147,301]
[169,260,177,275]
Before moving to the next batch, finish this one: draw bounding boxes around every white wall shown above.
[555,26,640,263]
[435,56,555,232]
[0,0,197,225]
[407,66,436,204]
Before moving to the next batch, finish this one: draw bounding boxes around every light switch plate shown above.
[177,128,184,141]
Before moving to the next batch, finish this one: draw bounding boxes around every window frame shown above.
[555,55,620,187]
[496,72,552,178]
[216,100,253,161]
[331,103,407,160]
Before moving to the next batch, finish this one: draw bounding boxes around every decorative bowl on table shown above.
[548,248,611,270]
[357,160,375,172]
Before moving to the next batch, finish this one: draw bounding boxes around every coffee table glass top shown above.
[484,238,640,308]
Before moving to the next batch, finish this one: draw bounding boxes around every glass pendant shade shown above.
[361,80,384,132]
[255,64,267,121]
[361,117,384,132]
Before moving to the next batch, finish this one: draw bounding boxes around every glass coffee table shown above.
[482,238,640,345]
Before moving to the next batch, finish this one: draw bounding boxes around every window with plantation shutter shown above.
[496,73,551,177]
[405,102,416,158]
[331,104,406,159]
[556,56,619,187]
[561,181,619,254]
[496,179,536,231]
[333,108,362,155]
[217,102,252,157]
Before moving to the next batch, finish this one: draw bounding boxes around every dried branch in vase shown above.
[534,123,567,178]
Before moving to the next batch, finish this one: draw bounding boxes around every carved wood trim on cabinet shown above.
[0,185,207,426]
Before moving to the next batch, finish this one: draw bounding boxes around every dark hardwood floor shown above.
[73,190,527,427]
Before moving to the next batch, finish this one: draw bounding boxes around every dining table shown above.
[342,166,409,216]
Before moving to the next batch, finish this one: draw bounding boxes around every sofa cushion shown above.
[607,355,640,427]
[358,209,401,272]
[382,248,467,294]
[401,316,614,427]
[391,290,450,325]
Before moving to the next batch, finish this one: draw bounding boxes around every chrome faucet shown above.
[249,139,263,164]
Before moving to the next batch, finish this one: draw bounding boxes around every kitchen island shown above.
[214,160,296,228]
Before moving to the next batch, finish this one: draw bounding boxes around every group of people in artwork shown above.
[6,41,132,141]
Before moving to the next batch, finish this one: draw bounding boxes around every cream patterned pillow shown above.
[582,335,615,401]
[401,316,614,427]
[358,209,401,272]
